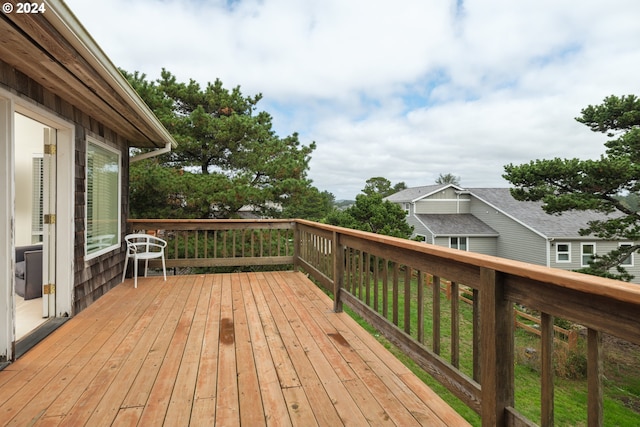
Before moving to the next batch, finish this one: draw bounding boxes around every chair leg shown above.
[162,255,166,281]
[144,259,149,277]
[121,256,129,283]
[134,257,138,289]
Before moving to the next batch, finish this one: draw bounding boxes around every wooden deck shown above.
[0,271,469,426]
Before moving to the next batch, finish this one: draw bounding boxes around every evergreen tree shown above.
[124,69,316,218]
[326,192,413,238]
[504,94,640,280]
[363,177,407,197]
[435,173,461,186]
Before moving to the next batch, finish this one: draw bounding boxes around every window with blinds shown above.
[32,155,44,243]
[86,139,121,258]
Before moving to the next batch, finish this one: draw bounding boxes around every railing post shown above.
[587,328,603,427]
[332,231,344,312]
[480,267,514,427]
[541,313,555,426]
[293,221,301,271]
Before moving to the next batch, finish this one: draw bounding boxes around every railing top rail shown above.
[294,219,640,306]
[129,218,295,225]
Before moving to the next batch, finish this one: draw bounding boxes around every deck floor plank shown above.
[4,280,164,425]
[111,406,143,427]
[86,274,185,426]
[242,273,292,427]
[58,277,181,426]
[0,284,135,407]
[190,275,223,424]
[31,282,167,425]
[281,386,318,427]
[289,271,454,426]
[259,272,346,426]
[214,274,241,427]
[138,275,203,427]
[270,271,404,427]
[0,271,471,427]
[250,272,301,391]
[232,273,267,427]
[164,275,212,426]
[264,272,377,426]
[120,275,195,410]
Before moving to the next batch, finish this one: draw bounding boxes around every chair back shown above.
[125,233,167,255]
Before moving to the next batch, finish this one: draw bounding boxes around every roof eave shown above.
[44,0,177,150]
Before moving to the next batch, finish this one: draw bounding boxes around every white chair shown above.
[121,233,167,288]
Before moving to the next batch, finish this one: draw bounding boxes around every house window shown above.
[403,203,410,215]
[581,243,595,267]
[86,139,121,258]
[450,237,468,251]
[620,243,634,267]
[556,243,571,263]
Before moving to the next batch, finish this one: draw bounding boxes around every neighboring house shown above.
[237,202,283,219]
[1,1,177,361]
[386,184,640,283]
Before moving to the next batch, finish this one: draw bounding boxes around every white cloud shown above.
[67,0,640,199]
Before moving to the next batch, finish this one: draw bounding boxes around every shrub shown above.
[554,342,587,379]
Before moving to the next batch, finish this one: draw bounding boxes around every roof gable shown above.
[468,188,615,239]
[385,184,465,203]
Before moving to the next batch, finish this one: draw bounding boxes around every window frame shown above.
[450,236,468,251]
[555,242,571,263]
[85,137,121,260]
[619,242,634,267]
[581,243,596,267]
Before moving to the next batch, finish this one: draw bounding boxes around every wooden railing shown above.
[128,219,296,269]
[128,219,640,427]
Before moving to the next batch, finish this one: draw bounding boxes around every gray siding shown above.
[407,215,434,243]
[434,236,450,247]
[470,237,498,256]
[432,236,497,256]
[428,187,465,199]
[469,198,547,265]
[414,189,471,214]
[415,200,470,214]
[550,240,640,280]
[550,241,581,270]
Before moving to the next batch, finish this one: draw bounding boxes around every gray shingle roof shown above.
[468,188,614,239]
[417,214,499,236]
[385,184,458,203]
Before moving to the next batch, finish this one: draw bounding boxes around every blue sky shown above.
[66,0,640,199]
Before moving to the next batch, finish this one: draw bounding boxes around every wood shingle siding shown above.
[72,127,130,313]
[1,58,131,314]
